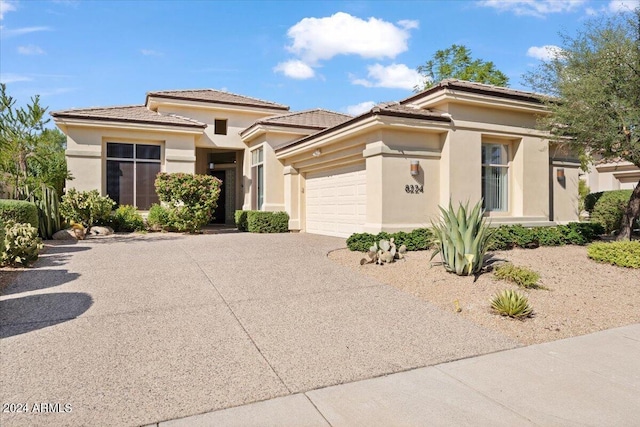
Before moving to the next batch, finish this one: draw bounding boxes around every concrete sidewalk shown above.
[157,323,640,427]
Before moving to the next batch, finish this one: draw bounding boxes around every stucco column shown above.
[284,165,300,231]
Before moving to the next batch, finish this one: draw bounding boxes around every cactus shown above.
[430,200,492,276]
[27,184,62,240]
[360,238,406,265]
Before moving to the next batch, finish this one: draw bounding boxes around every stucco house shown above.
[584,159,639,193]
[52,79,580,238]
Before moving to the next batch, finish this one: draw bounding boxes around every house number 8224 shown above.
[405,185,424,194]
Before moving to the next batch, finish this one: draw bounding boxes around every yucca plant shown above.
[430,200,492,276]
[490,289,534,319]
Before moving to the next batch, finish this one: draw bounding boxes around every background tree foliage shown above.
[525,9,640,240]
[415,44,509,91]
[0,84,71,199]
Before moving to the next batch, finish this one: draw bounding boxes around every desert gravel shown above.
[329,245,640,345]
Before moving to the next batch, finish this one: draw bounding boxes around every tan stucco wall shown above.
[586,161,640,192]
[156,105,272,150]
[64,125,196,195]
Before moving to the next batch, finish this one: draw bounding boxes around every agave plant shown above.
[430,200,492,276]
[490,289,534,319]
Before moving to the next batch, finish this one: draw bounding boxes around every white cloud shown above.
[0,73,32,83]
[0,0,16,20]
[17,44,45,55]
[350,63,425,90]
[397,19,419,30]
[608,0,639,12]
[285,12,417,64]
[273,59,315,79]
[1,26,51,38]
[526,45,562,61]
[345,101,376,116]
[140,49,163,56]
[478,0,585,17]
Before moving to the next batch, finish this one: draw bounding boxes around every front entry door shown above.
[210,170,226,224]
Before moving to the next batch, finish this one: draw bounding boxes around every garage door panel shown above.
[306,164,366,238]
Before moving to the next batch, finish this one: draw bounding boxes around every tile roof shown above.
[400,79,545,105]
[146,89,289,111]
[250,109,352,131]
[51,105,207,129]
[275,102,451,152]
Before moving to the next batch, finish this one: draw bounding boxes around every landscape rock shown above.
[89,226,114,236]
[52,229,78,240]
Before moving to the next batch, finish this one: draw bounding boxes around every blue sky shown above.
[1,0,638,121]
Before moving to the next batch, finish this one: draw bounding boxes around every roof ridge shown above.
[264,108,352,121]
[52,104,146,114]
[147,88,288,108]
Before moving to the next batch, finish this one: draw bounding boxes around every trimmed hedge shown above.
[246,211,289,233]
[589,190,633,234]
[346,228,434,252]
[235,210,257,232]
[587,241,640,268]
[0,199,39,230]
[488,222,604,251]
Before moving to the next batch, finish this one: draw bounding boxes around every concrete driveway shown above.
[0,232,515,426]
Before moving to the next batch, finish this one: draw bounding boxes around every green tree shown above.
[0,84,70,198]
[525,9,640,240]
[415,44,509,91]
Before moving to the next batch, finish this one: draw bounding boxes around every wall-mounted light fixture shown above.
[312,149,321,157]
[556,168,565,180]
[209,162,215,170]
[410,160,420,176]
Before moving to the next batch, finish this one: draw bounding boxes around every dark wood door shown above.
[210,170,226,224]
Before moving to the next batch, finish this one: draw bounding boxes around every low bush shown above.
[590,190,633,234]
[0,199,39,230]
[155,173,221,233]
[235,210,258,232]
[0,219,5,251]
[587,241,640,268]
[347,228,433,252]
[1,220,44,267]
[584,191,603,214]
[110,205,145,232]
[494,263,542,289]
[488,222,603,251]
[490,289,534,319]
[246,211,289,233]
[146,204,171,231]
[60,189,114,230]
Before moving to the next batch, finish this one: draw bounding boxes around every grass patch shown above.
[587,241,640,268]
[494,263,544,289]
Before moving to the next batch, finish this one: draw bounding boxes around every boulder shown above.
[52,229,78,240]
[88,226,114,236]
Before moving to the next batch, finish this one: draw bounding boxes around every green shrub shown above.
[235,210,258,232]
[28,184,61,240]
[111,205,145,232]
[60,189,114,230]
[494,263,542,289]
[590,190,633,234]
[0,219,5,251]
[346,232,377,252]
[584,192,603,214]
[431,200,492,276]
[247,211,289,233]
[579,180,590,214]
[155,173,221,233]
[0,199,39,230]
[346,228,433,252]
[147,204,171,231]
[490,289,534,319]
[587,241,640,268]
[1,220,44,267]
[488,222,603,251]
[534,227,565,247]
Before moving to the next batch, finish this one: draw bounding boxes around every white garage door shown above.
[305,163,366,238]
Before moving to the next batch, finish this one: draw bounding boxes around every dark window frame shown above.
[214,119,228,135]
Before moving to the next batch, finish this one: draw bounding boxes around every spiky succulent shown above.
[430,200,492,276]
[490,289,534,319]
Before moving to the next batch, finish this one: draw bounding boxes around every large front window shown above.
[106,143,161,210]
[251,147,264,210]
[482,143,509,212]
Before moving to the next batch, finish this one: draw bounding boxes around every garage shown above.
[305,163,367,237]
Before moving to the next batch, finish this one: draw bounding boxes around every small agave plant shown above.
[490,289,534,319]
[430,199,492,276]
[361,238,407,265]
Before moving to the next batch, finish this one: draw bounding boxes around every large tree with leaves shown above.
[415,44,509,91]
[525,9,640,240]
